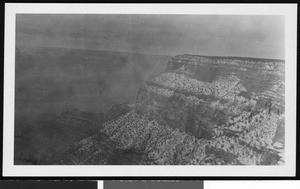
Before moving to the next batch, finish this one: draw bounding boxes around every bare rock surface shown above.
[56,54,285,165]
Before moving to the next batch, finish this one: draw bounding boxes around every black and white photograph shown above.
[3,4,297,176]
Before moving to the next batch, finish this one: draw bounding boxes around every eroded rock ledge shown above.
[56,54,285,165]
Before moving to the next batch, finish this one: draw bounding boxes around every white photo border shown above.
[3,3,297,177]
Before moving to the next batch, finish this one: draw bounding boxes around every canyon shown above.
[54,54,285,165]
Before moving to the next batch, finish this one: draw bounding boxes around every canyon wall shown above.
[56,54,285,165]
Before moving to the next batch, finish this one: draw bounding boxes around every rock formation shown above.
[55,54,285,165]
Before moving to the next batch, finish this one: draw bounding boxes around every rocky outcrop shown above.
[57,54,285,165]
[136,55,284,139]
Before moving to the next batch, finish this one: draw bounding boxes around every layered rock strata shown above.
[56,54,285,165]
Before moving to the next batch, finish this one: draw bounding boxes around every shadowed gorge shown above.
[14,47,170,164]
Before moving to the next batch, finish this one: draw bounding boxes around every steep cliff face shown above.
[57,54,285,165]
[136,55,284,140]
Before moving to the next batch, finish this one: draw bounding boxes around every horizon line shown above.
[15,45,285,61]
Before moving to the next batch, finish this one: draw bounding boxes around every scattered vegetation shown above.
[16,53,285,165]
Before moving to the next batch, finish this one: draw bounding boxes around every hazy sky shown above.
[16,14,285,59]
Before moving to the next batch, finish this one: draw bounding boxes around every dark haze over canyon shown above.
[14,14,284,165]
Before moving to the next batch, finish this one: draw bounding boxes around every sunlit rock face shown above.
[136,55,284,140]
[57,54,285,165]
